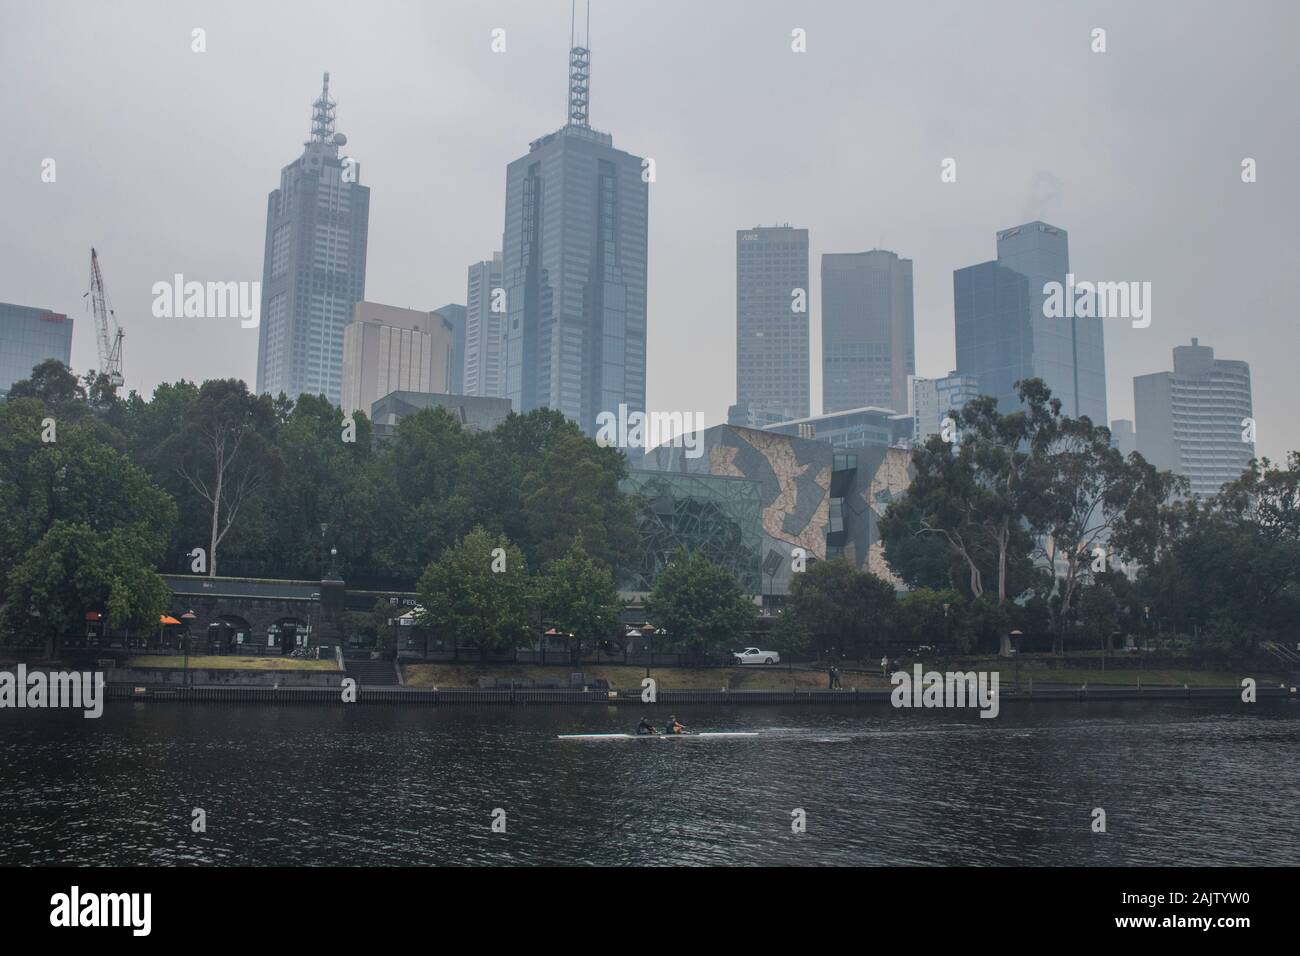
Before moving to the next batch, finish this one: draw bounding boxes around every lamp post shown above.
[181,610,197,688]
[641,622,655,679]
[1143,605,1151,671]
[1009,628,1023,689]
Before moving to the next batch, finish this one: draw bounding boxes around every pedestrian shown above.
[828,663,835,689]
[880,654,889,678]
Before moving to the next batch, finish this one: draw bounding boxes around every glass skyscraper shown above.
[821,249,914,414]
[502,38,648,440]
[256,73,370,407]
[735,225,810,423]
[0,302,73,396]
[954,221,1106,424]
[464,253,505,398]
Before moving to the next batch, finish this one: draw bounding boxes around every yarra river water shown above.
[0,700,1295,865]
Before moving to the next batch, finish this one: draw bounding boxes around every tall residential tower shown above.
[1135,338,1254,497]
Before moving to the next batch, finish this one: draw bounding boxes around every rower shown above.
[665,714,686,735]
[637,717,657,735]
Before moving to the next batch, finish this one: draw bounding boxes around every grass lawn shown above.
[997,665,1287,688]
[127,655,340,672]
[399,659,1286,691]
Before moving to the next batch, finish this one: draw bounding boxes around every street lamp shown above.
[641,622,655,679]
[1009,628,1023,689]
[180,610,197,688]
[1143,605,1151,670]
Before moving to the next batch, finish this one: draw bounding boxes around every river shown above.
[0,700,1295,865]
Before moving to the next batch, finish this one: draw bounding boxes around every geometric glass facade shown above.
[619,470,763,595]
[0,302,73,396]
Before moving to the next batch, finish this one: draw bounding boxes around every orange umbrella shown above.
[159,615,182,626]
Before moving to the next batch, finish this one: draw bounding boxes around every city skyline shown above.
[2,0,1298,463]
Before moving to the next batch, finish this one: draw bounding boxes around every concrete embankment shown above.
[105,683,1297,706]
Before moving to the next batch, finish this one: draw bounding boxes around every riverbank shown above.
[398,660,1292,692]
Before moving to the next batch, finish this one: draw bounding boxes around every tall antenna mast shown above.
[310,71,336,143]
[567,1,591,127]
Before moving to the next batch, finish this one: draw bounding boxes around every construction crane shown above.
[85,247,124,388]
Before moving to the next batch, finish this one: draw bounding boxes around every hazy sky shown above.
[2,0,1297,461]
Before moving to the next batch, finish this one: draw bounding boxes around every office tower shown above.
[822,249,914,414]
[256,73,370,407]
[0,303,73,396]
[736,225,810,423]
[502,20,648,440]
[953,221,1106,424]
[340,302,454,419]
[1134,338,1254,497]
[912,372,981,444]
[464,253,505,398]
[1109,419,1136,458]
[434,304,466,395]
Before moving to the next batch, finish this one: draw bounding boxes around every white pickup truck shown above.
[733,647,780,665]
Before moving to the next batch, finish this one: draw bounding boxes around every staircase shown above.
[343,655,400,687]
[1261,641,1300,670]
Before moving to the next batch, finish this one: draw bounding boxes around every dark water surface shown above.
[0,700,1295,865]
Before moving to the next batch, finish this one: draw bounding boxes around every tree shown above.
[1134,455,1300,652]
[0,400,176,647]
[954,379,1060,605]
[896,588,969,654]
[259,394,375,581]
[6,359,84,408]
[645,548,756,664]
[163,380,279,577]
[1029,418,1182,652]
[535,536,621,662]
[416,527,531,660]
[4,523,171,648]
[520,432,637,570]
[380,406,492,582]
[778,559,897,659]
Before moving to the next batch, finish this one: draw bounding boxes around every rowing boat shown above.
[557,732,760,740]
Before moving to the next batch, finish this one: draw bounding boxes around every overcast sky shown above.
[2,0,1297,461]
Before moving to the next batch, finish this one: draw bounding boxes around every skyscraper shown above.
[434,304,467,395]
[822,249,914,414]
[464,253,505,398]
[735,225,810,423]
[256,73,370,407]
[502,21,648,440]
[1134,338,1254,497]
[0,302,73,396]
[954,221,1106,424]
